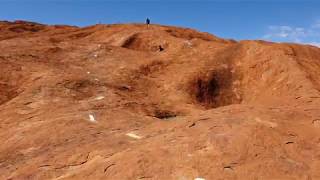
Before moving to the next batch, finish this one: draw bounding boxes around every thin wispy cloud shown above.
[263,20,320,47]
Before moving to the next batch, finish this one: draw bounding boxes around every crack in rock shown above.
[104,163,115,173]
[54,153,90,170]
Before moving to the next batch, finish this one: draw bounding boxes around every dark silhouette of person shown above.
[146,18,150,26]
[159,45,164,52]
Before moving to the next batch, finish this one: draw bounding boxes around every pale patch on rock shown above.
[194,178,206,180]
[95,96,105,100]
[88,114,96,123]
[185,40,193,47]
[255,117,277,128]
[125,132,142,139]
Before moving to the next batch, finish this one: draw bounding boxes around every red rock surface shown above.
[1,21,320,180]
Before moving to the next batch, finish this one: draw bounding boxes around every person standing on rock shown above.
[146,18,150,27]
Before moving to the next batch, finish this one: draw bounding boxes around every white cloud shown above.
[263,20,320,47]
[306,42,320,47]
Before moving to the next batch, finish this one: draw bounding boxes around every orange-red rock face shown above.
[1,21,320,180]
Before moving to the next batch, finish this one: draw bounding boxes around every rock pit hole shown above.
[189,69,241,109]
[153,109,178,120]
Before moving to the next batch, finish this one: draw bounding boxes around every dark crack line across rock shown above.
[104,163,115,173]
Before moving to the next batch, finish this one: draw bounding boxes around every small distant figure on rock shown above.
[159,45,164,52]
[146,18,150,27]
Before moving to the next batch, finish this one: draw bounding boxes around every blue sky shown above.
[1,0,320,46]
